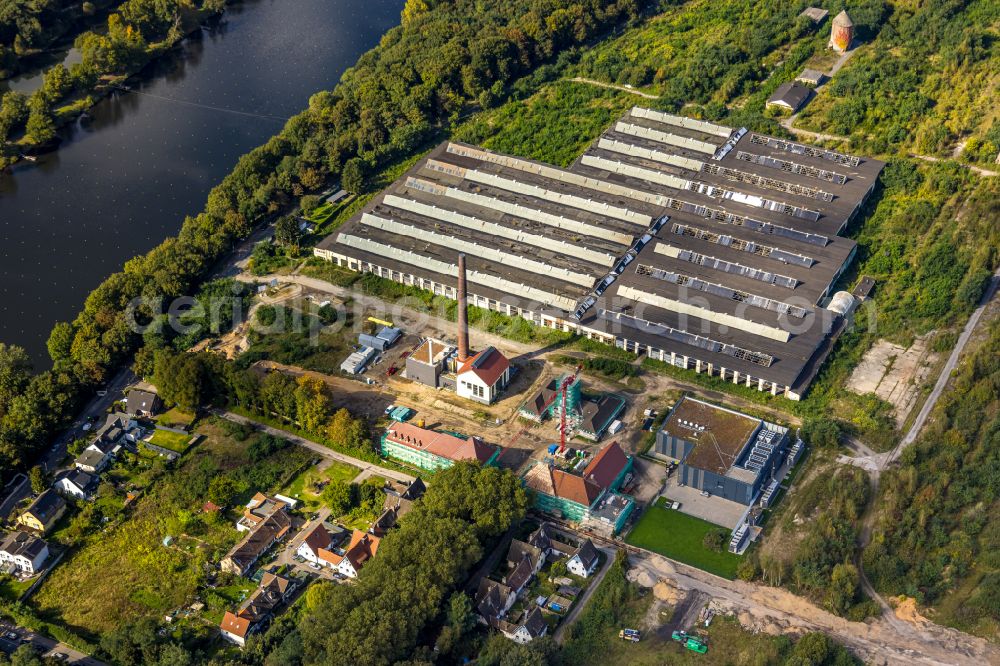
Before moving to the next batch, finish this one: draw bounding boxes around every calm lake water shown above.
[0,0,402,368]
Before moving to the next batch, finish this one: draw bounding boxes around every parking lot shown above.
[660,474,748,529]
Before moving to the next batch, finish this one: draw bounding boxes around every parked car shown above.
[671,501,681,510]
[700,490,711,497]
[384,404,396,415]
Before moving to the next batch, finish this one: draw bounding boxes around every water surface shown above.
[0,0,402,367]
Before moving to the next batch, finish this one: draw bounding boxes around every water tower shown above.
[829,10,854,52]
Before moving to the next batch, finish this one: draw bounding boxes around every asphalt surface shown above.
[895,266,1000,455]
[0,621,106,665]
[42,368,136,473]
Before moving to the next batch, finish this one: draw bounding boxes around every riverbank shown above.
[1,2,227,169]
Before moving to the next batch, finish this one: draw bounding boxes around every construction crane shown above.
[537,365,583,454]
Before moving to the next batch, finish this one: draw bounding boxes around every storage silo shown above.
[830,10,854,52]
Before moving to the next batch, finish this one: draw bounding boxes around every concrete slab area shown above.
[660,475,747,529]
[846,336,939,425]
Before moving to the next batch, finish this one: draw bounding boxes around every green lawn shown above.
[281,460,361,511]
[0,574,35,602]
[626,499,741,579]
[147,429,194,453]
[155,407,196,429]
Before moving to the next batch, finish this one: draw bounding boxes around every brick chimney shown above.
[457,253,469,363]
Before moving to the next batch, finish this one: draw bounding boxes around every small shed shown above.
[795,69,826,86]
[766,82,814,113]
[799,7,828,23]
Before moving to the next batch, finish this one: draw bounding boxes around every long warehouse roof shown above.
[316,108,883,393]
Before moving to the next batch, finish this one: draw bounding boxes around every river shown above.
[0,0,402,368]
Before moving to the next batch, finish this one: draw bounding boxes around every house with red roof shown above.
[381,421,501,471]
[315,529,381,579]
[522,441,634,533]
[456,346,510,404]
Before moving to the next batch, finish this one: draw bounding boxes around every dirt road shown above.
[629,552,999,666]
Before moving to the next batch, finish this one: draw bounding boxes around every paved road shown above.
[552,544,617,643]
[42,368,136,473]
[211,409,415,484]
[0,621,106,665]
[894,266,1000,455]
[0,474,29,520]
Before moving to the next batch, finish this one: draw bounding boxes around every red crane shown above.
[538,364,582,454]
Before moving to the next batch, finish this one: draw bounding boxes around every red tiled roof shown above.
[386,422,496,464]
[582,441,629,490]
[457,346,509,387]
[318,548,343,566]
[343,530,380,570]
[220,611,251,638]
[301,523,332,554]
[551,468,603,506]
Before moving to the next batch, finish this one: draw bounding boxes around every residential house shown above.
[456,346,510,404]
[125,389,161,417]
[577,394,627,441]
[566,539,600,578]
[522,441,635,534]
[381,422,500,471]
[316,530,380,578]
[220,511,292,576]
[296,522,346,566]
[506,539,546,577]
[219,572,297,647]
[74,449,111,474]
[16,490,66,534]
[370,477,426,536]
[0,531,49,575]
[237,493,288,533]
[503,554,536,597]
[53,469,99,501]
[474,577,515,626]
[500,607,548,645]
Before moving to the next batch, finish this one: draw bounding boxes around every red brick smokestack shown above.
[457,253,469,363]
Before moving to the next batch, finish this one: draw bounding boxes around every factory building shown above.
[654,397,789,505]
[315,107,883,400]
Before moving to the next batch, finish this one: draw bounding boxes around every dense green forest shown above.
[863,318,1000,640]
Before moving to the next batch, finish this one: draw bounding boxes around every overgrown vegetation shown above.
[752,461,877,620]
[796,0,999,158]
[863,317,1000,640]
[31,418,308,638]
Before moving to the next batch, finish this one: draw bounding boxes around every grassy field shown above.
[626,499,741,579]
[147,428,194,453]
[281,460,361,511]
[31,420,310,637]
[154,407,196,429]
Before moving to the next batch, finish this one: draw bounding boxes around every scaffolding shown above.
[547,373,583,435]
